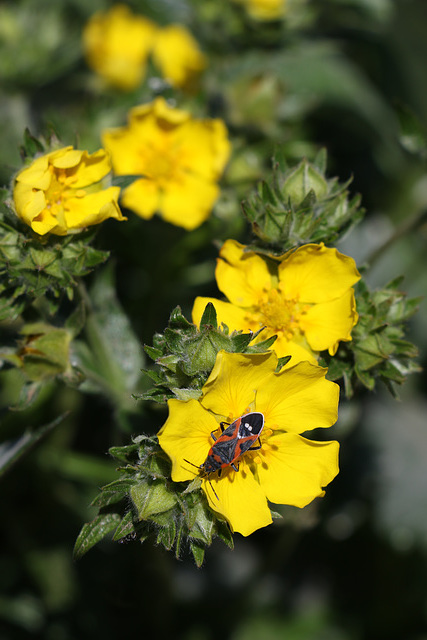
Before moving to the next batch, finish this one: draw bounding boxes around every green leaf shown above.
[130,481,177,519]
[90,479,135,508]
[157,521,177,550]
[73,513,121,559]
[144,345,163,361]
[275,355,292,371]
[72,264,144,404]
[108,443,139,463]
[199,302,218,329]
[216,520,234,549]
[187,502,214,545]
[190,541,205,567]
[112,511,136,541]
[21,127,44,157]
[112,174,142,189]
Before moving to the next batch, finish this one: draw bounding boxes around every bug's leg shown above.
[209,479,219,501]
[212,421,229,441]
[249,438,262,451]
[231,462,240,472]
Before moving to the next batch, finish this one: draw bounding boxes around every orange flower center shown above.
[253,288,310,340]
[42,167,84,219]
[139,140,182,186]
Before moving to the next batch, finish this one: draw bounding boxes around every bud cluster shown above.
[242,148,364,251]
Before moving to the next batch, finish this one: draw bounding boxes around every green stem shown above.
[366,208,427,266]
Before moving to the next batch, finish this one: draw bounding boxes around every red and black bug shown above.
[185,411,265,499]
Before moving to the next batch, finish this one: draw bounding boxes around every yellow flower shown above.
[233,0,286,21]
[151,24,207,91]
[13,146,125,236]
[102,97,231,230]
[158,350,340,536]
[82,4,158,91]
[192,240,360,364]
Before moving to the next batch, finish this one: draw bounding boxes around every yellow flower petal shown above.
[161,174,219,230]
[256,361,339,434]
[151,24,207,90]
[102,128,145,176]
[121,179,159,220]
[102,98,229,229]
[72,150,115,187]
[173,119,231,181]
[270,333,317,366]
[51,148,84,169]
[216,240,272,308]
[13,183,45,223]
[234,0,286,21]
[300,289,358,354]
[13,146,124,236]
[202,350,278,419]
[192,297,252,332]
[257,433,339,507]
[31,209,63,236]
[83,4,157,91]
[279,243,360,303]
[63,187,124,229]
[204,464,272,536]
[158,399,218,482]
[132,96,190,126]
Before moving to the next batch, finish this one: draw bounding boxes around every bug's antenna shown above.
[183,459,220,501]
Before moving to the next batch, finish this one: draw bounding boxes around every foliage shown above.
[1,0,426,637]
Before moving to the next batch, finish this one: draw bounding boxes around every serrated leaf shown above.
[230,332,254,351]
[275,355,292,371]
[172,387,201,401]
[144,345,163,361]
[73,513,121,559]
[188,502,214,545]
[216,520,234,549]
[112,510,136,541]
[157,521,176,550]
[199,302,218,329]
[108,443,139,463]
[90,479,135,508]
[190,541,205,567]
[130,481,177,519]
[169,306,194,330]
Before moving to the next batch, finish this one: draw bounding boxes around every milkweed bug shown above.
[184,411,265,500]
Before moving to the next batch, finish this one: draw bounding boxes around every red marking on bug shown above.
[184,412,265,500]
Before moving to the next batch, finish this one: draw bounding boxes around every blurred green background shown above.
[1,0,427,638]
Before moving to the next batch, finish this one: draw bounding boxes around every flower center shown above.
[254,288,309,340]
[43,167,83,219]
[139,141,181,186]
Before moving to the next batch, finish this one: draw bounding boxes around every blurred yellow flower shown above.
[158,350,340,536]
[151,24,207,90]
[82,4,157,91]
[193,240,360,364]
[13,147,125,236]
[102,97,230,230]
[233,0,286,21]
[83,6,206,92]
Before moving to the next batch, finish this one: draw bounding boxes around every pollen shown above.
[254,288,309,339]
